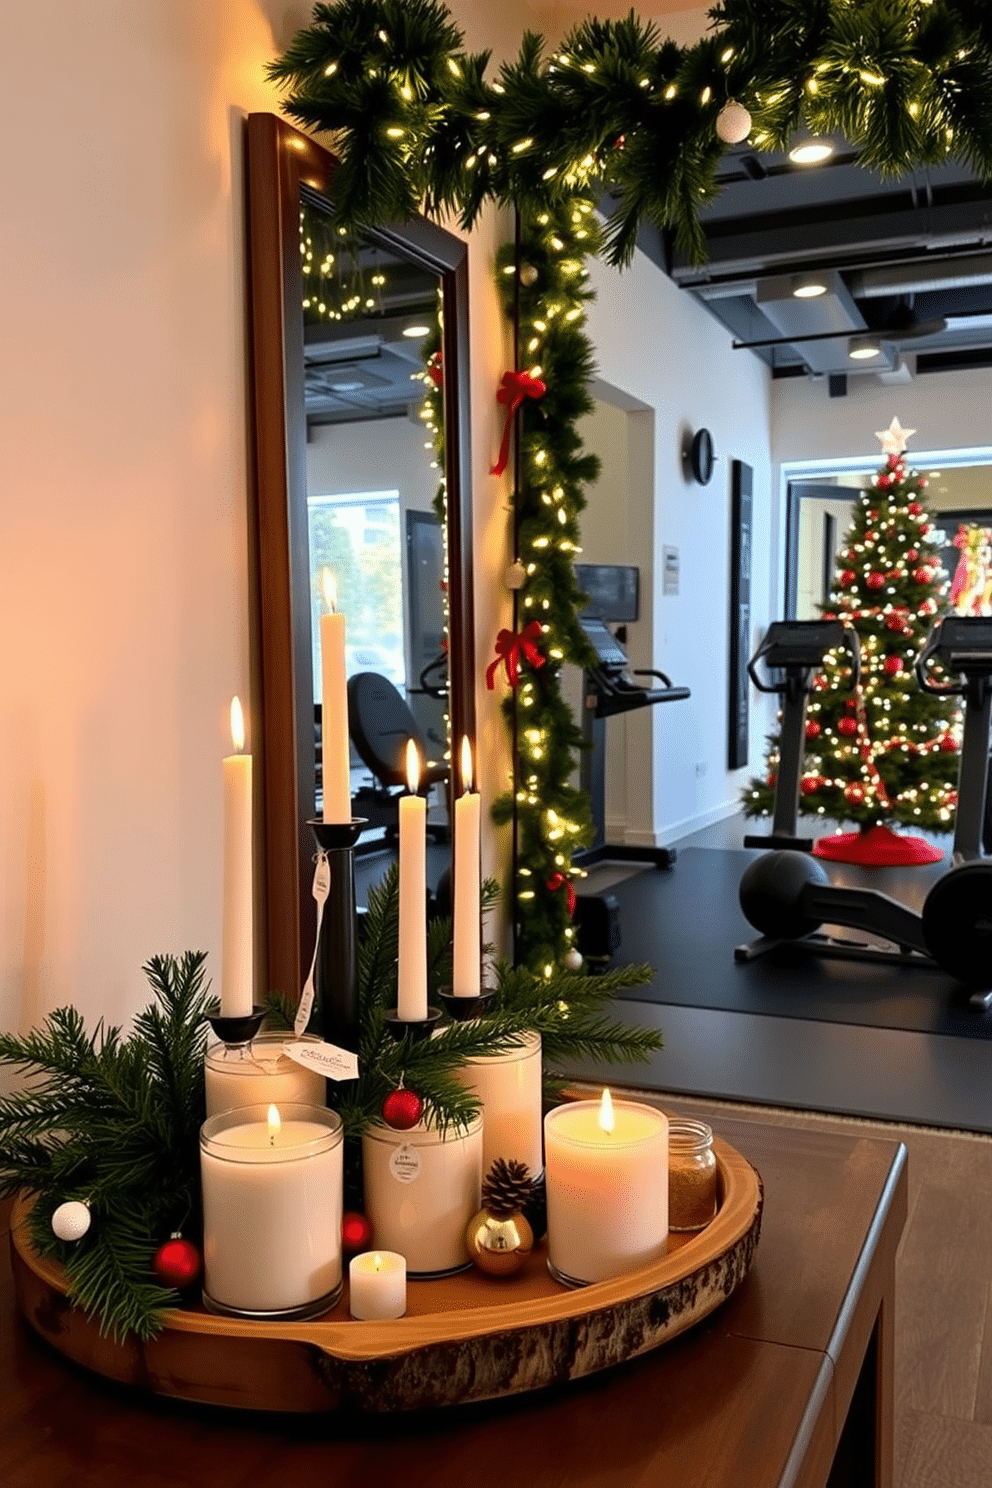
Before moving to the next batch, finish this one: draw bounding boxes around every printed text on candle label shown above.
[282,1040,359,1082]
[389,1145,422,1184]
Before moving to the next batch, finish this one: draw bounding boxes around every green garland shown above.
[269,0,992,960]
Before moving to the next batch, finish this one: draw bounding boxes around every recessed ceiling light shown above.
[789,139,834,165]
[848,336,881,361]
[402,324,430,338]
[793,281,828,299]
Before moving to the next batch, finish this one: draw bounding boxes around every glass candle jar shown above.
[668,1118,718,1233]
[204,1031,326,1117]
[455,1030,543,1179]
[362,1115,483,1277]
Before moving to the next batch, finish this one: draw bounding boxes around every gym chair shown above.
[738,616,992,1004]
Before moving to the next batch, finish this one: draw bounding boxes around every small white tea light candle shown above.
[221,696,253,1019]
[320,570,351,825]
[544,1090,668,1286]
[397,739,427,1021]
[349,1250,407,1320]
[200,1102,343,1317]
[452,735,482,998]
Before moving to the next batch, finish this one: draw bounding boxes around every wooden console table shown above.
[0,1109,907,1488]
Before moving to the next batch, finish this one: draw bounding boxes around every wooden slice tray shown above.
[10,1133,762,1414]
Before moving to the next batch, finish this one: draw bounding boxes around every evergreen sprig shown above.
[0,951,212,1342]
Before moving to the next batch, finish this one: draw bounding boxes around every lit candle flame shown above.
[374,1253,382,1272]
[267,1104,281,1145]
[598,1088,615,1134]
[322,569,337,613]
[461,735,473,794]
[406,738,421,794]
[230,696,245,753]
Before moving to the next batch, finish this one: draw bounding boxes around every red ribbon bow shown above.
[490,370,547,475]
[546,872,576,917]
[486,621,546,690]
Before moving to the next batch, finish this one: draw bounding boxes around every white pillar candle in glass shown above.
[456,1030,543,1178]
[452,735,481,998]
[397,740,427,1021]
[204,1032,327,1117]
[320,570,351,824]
[201,1102,343,1317]
[349,1250,407,1320]
[221,697,253,1018]
[362,1115,483,1276]
[544,1091,668,1286]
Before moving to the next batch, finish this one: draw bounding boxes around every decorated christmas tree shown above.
[744,419,961,857]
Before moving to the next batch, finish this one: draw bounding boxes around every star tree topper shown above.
[875,417,915,455]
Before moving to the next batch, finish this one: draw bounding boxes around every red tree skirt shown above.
[813,823,943,866]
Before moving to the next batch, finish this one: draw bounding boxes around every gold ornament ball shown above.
[465,1207,534,1276]
[519,263,538,286]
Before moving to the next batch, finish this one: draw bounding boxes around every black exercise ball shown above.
[739,851,831,941]
[922,861,992,988]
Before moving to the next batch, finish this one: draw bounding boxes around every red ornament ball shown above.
[805,721,822,739]
[883,655,903,676]
[940,734,958,753]
[153,1236,201,1288]
[906,549,919,561]
[837,717,858,736]
[844,783,865,805]
[912,568,932,584]
[885,612,905,632]
[767,772,777,788]
[800,775,821,795]
[382,1087,424,1130]
[866,572,886,590]
[908,501,924,516]
[342,1211,375,1254]
[877,475,891,489]
[839,569,856,587]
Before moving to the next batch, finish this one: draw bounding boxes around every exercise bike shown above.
[738,615,992,1006]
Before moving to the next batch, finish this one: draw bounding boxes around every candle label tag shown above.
[295,855,332,1037]
[389,1144,421,1184]
[283,1039,359,1083]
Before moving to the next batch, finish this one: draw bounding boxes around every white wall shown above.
[583,247,775,844]
[0,0,532,1053]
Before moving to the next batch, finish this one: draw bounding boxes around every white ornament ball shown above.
[51,1200,91,1243]
[716,99,752,145]
[563,947,584,971]
[505,559,527,590]
[519,263,538,287]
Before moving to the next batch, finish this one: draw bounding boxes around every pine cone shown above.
[481,1158,535,1218]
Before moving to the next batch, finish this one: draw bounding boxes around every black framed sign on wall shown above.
[728,460,753,770]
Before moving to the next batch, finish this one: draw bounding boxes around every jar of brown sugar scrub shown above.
[668,1118,718,1232]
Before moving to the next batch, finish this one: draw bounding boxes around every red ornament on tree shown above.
[883,655,903,676]
[805,721,821,739]
[382,1087,424,1130]
[912,568,932,584]
[908,501,924,515]
[152,1235,202,1288]
[800,775,820,795]
[839,569,856,587]
[940,734,958,753]
[877,475,890,489]
[866,572,886,590]
[844,783,865,805]
[837,717,858,736]
[342,1211,375,1254]
[885,612,905,632]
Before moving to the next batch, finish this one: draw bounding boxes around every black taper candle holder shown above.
[438,987,496,1021]
[307,818,366,1057]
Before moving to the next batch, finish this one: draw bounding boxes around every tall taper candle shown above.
[397,739,428,1021]
[221,697,253,1018]
[452,735,481,997]
[320,571,351,824]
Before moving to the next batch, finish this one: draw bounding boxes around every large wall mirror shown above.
[246,113,474,1001]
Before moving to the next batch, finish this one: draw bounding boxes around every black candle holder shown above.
[307,818,366,1058]
[383,1007,443,1043]
[204,1005,267,1048]
[437,987,497,1021]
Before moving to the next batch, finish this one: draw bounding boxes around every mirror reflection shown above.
[299,200,450,843]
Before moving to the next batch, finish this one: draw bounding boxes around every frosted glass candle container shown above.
[455,1031,543,1178]
[200,1103,343,1318]
[204,1032,327,1117]
[349,1250,407,1320]
[544,1100,668,1286]
[362,1115,483,1277]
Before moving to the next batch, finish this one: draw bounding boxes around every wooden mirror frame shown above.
[245,112,474,1000]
